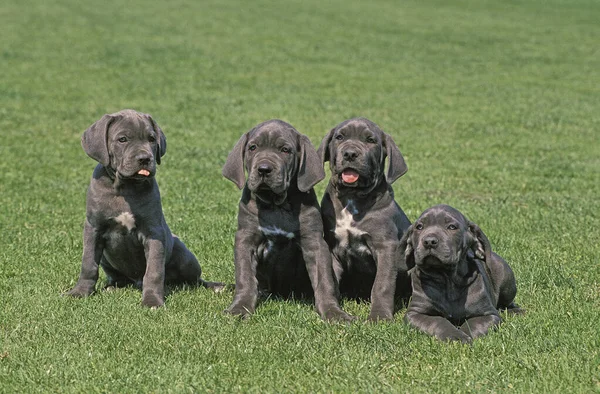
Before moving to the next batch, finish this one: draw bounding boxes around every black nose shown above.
[423,236,439,249]
[257,163,273,175]
[343,149,359,161]
[137,154,152,166]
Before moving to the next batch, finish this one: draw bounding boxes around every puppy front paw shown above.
[439,330,472,344]
[141,291,164,308]
[63,285,95,298]
[367,309,394,322]
[320,306,356,323]
[224,303,254,319]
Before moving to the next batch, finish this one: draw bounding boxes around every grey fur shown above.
[222,119,354,321]
[400,204,523,343]
[65,109,222,307]
[318,118,411,321]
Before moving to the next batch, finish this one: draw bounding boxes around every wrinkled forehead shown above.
[419,206,467,226]
[249,121,298,148]
[111,112,152,134]
[336,119,382,139]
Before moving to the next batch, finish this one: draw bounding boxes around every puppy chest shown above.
[334,207,369,255]
[257,225,299,261]
[102,212,144,246]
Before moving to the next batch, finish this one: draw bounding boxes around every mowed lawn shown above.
[1,0,599,392]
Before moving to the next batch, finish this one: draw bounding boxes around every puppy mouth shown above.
[417,251,455,268]
[340,168,360,185]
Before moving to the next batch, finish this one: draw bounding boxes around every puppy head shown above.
[222,120,324,203]
[317,118,407,192]
[82,109,166,179]
[401,204,492,271]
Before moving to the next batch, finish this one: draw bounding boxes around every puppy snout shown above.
[423,236,439,249]
[257,163,273,175]
[343,149,359,161]
[136,153,153,166]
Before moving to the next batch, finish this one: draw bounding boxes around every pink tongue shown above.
[138,169,150,176]
[342,169,359,184]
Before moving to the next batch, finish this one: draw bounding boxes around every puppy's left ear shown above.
[383,133,408,184]
[145,114,167,165]
[222,132,248,190]
[297,134,325,192]
[398,225,415,270]
[468,221,493,264]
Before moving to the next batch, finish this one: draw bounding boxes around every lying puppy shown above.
[318,118,411,321]
[65,109,222,307]
[400,204,523,343]
[222,119,353,321]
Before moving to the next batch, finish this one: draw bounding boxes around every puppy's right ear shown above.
[317,127,336,164]
[81,114,117,167]
[398,225,415,270]
[222,133,248,189]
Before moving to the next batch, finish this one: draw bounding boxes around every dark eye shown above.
[366,136,376,143]
[248,144,257,152]
[415,223,423,230]
[335,134,344,140]
[281,147,292,154]
[118,137,127,143]
[448,224,458,230]
[149,136,156,143]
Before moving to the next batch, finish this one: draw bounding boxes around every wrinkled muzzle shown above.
[246,155,291,195]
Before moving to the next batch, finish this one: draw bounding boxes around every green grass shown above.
[1,0,599,391]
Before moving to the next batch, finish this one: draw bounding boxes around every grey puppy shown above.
[400,204,523,343]
[222,119,354,321]
[65,109,221,307]
[318,118,411,321]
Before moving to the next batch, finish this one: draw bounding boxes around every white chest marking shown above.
[335,201,366,248]
[115,212,136,231]
[258,225,295,240]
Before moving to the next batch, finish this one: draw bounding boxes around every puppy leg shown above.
[305,237,355,322]
[141,238,166,308]
[64,220,103,297]
[225,232,259,318]
[459,315,502,339]
[404,311,472,343]
[368,244,398,322]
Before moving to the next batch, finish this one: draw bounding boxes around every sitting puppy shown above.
[222,119,353,321]
[318,118,411,321]
[65,109,222,307]
[400,204,523,343]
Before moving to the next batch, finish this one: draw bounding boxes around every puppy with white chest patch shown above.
[400,204,523,343]
[64,109,222,307]
[222,119,354,321]
[318,118,411,321]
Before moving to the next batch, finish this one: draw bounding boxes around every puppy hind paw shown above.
[202,280,230,293]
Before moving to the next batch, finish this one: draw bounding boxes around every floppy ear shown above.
[468,221,493,264]
[297,134,325,192]
[383,133,408,184]
[317,127,336,164]
[398,225,415,270]
[145,114,167,165]
[81,114,117,167]
[222,132,248,190]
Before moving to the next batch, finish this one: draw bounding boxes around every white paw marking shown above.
[258,226,295,239]
[115,212,136,231]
